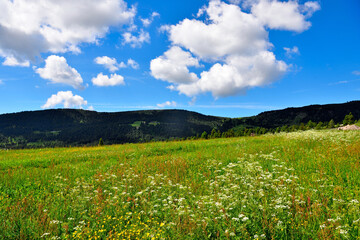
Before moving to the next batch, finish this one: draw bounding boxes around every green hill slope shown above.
[245,100,360,128]
[0,109,224,148]
[1,100,360,148]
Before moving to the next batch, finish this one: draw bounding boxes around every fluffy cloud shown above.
[0,0,135,65]
[303,2,322,17]
[251,0,320,32]
[150,46,200,84]
[140,12,160,27]
[151,0,318,97]
[168,1,269,59]
[157,101,177,108]
[94,56,123,72]
[42,91,88,109]
[92,73,125,86]
[127,59,139,69]
[36,55,84,90]
[122,29,150,48]
[178,51,287,97]
[2,56,29,67]
[95,56,139,71]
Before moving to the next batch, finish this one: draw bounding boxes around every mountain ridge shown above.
[1,100,359,148]
[245,100,360,128]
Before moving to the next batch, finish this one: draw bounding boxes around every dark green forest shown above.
[1,101,360,148]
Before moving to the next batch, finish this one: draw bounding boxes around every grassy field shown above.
[1,130,360,239]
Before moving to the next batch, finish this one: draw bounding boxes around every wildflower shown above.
[339,229,348,235]
[41,233,50,238]
[50,220,61,224]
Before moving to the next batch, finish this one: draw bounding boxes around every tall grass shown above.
[1,130,360,239]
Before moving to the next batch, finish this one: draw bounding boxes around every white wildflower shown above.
[41,233,50,238]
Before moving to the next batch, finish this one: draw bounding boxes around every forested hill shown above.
[0,100,360,148]
[0,109,225,147]
[242,100,360,128]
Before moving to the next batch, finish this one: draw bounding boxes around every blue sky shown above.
[0,0,359,117]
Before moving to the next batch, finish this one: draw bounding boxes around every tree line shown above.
[184,112,358,141]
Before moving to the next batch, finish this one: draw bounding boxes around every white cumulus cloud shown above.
[127,59,139,69]
[140,12,160,27]
[0,0,135,65]
[94,56,123,72]
[36,55,84,90]
[42,91,88,109]
[168,1,269,60]
[178,51,287,97]
[2,56,30,67]
[95,56,139,71]
[303,2,321,17]
[122,29,150,48]
[150,46,200,84]
[157,101,177,108]
[251,0,320,32]
[92,73,125,86]
[150,0,318,98]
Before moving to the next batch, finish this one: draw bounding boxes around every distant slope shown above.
[0,109,224,147]
[245,100,360,128]
[0,100,360,148]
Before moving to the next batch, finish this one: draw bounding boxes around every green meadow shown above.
[1,130,360,240]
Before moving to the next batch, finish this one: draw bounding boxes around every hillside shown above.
[0,109,224,148]
[243,100,360,128]
[0,100,359,148]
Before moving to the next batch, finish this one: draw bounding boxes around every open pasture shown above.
[1,130,360,239]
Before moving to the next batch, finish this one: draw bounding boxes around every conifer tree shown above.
[201,131,208,139]
[343,112,355,125]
